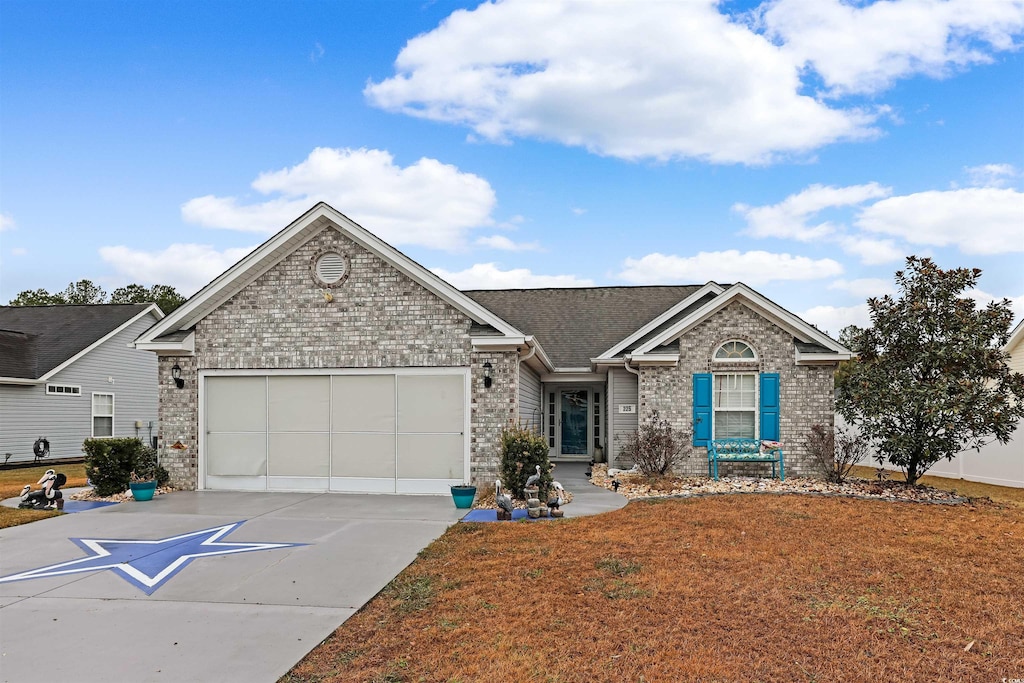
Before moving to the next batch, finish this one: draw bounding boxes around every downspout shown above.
[519,343,537,364]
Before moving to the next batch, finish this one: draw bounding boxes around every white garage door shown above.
[203,371,468,494]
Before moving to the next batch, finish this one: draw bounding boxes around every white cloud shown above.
[99,243,256,296]
[571,208,587,216]
[761,0,1024,95]
[365,0,877,164]
[856,187,1024,255]
[10,247,27,256]
[181,147,497,250]
[0,214,14,232]
[828,278,896,299]
[475,235,540,251]
[431,263,594,289]
[735,182,891,240]
[310,41,325,63]
[964,163,1018,188]
[803,289,1024,340]
[835,234,905,265]
[798,303,872,337]
[617,250,843,286]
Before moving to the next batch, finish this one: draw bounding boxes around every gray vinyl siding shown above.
[518,363,542,432]
[0,313,160,463]
[610,367,639,467]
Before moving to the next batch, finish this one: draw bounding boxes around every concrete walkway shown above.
[0,472,626,683]
[553,461,629,518]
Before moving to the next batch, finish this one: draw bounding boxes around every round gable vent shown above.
[311,249,350,287]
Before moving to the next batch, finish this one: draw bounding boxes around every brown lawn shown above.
[283,495,1024,683]
[849,465,1024,508]
[0,463,88,529]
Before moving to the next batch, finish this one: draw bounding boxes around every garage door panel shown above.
[206,377,267,432]
[397,375,464,433]
[206,433,267,476]
[268,433,330,477]
[270,376,330,432]
[397,433,464,480]
[331,433,396,478]
[205,371,466,492]
[332,376,395,432]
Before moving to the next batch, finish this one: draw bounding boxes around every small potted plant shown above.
[450,482,477,509]
[128,462,158,502]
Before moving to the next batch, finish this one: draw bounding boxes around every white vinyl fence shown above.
[837,415,1024,489]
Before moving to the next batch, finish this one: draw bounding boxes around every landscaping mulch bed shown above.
[283,494,1024,682]
[590,464,972,505]
[69,485,175,503]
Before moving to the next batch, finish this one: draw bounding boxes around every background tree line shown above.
[7,279,186,314]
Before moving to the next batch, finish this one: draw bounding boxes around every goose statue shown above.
[495,479,514,519]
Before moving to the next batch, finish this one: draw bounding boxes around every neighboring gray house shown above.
[135,203,851,494]
[0,304,163,463]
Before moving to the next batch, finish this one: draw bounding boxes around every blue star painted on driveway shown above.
[0,522,307,595]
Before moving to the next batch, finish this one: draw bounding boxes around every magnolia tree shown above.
[837,257,1024,485]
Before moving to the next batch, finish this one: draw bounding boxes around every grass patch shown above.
[384,574,435,615]
[595,556,641,576]
[283,495,1024,682]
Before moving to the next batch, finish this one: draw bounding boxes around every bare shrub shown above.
[805,424,869,483]
[619,410,687,476]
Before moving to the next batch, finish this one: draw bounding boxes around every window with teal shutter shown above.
[692,373,712,446]
[759,373,780,441]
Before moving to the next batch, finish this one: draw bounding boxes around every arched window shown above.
[714,340,756,360]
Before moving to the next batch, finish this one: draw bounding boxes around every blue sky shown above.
[1,0,1022,335]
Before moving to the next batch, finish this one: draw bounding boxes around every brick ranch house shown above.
[134,203,851,494]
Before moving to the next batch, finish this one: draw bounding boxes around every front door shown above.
[560,389,589,457]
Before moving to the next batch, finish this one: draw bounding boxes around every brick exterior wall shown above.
[157,226,517,489]
[638,301,836,478]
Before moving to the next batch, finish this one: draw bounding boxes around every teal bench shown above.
[707,438,785,481]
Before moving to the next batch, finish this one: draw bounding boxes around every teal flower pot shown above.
[129,481,157,501]
[450,485,476,509]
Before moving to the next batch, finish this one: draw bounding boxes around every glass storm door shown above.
[560,390,589,456]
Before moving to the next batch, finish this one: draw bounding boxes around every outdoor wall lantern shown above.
[171,363,185,389]
[482,361,493,389]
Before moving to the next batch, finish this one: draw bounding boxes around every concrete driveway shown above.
[0,491,465,683]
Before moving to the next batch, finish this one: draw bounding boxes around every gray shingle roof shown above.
[464,286,704,368]
[0,304,153,379]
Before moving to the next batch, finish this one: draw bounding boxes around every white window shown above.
[713,374,756,438]
[46,384,81,396]
[714,340,756,360]
[92,393,114,437]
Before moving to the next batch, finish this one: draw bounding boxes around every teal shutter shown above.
[759,373,780,441]
[693,373,712,447]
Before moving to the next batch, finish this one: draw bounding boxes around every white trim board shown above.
[137,203,525,346]
[634,283,851,356]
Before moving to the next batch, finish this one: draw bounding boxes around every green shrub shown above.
[499,422,552,499]
[83,438,143,496]
[83,438,169,495]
